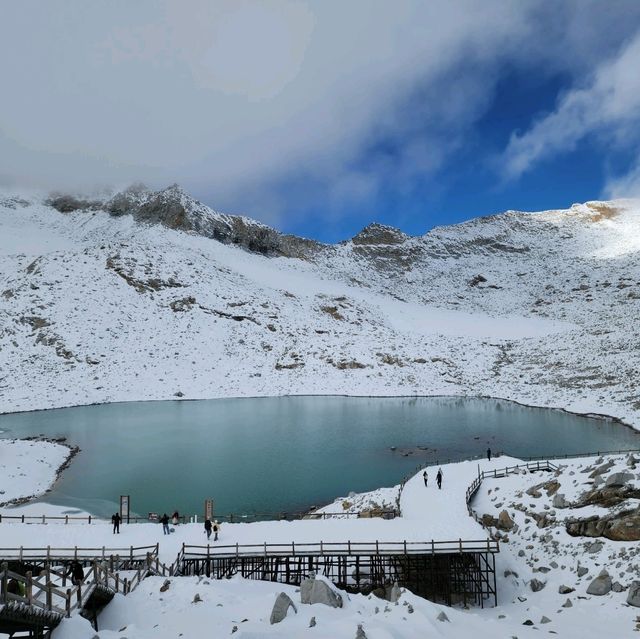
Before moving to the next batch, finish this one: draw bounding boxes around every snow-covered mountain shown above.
[0,185,638,427]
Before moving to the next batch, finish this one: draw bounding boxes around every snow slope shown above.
[0,187,638,429]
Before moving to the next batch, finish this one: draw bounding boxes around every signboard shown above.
[120,495,130,524]
[205,499,214,521]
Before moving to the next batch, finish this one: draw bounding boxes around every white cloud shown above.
[605,159,640,199]
[501,30,640,183]
[1,1,639,224]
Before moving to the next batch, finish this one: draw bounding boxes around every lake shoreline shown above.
[0,391,636,434]
[0,437,79,508]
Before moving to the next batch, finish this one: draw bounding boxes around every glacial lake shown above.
[1,396,639,519]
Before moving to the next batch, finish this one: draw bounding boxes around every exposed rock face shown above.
[575,485,640,508]
[270,592,297,624]
[300,575,343,608]
[52,184,322,259]
[481,509,515,531]
[351,223,409,246]
[47,193,102,213]
[586,570,612,596]
[567,507,640,541]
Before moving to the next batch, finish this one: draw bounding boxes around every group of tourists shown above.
[111,510,183,535]
[422,467,444,489]
[421,448,494,490]
[160,511,181,534]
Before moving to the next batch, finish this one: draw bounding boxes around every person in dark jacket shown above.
[487,447,492,461]
[204,518,212,540]
[161,513,170,535]
[422,470,428,487]
[7,578,20,595]
[436,468,443,490]
[112,512,121,534]
[66,561,85,586]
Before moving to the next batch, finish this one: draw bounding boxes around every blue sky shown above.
[2,1,640,243]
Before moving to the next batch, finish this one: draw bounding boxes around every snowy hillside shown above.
[0,186,638,427]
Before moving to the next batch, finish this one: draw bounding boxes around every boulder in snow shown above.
[605,472,634,487]
[497,510,515,531]
[587,570,612,596]
[627,581,640,607]
[300,575,343,608]
[553,493,569,508]
[530,578,546,592]
[270,592,297,624]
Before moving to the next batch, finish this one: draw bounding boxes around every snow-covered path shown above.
[0,456,524,567]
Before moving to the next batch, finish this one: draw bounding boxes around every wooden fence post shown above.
[26,571,33,606]
[1,562,7,601]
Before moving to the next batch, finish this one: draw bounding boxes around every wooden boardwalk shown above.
[0,546,160,637]
[0,457,567,634]
[172,539,500,607]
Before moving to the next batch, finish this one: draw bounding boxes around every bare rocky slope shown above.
[0,185,638,427]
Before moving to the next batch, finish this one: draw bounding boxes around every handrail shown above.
[0,544,158,561]
[0,551,157,622]
[464,460,558,527]
[179,539,499,559]
[396,447,639,516]
[0,510,398,525]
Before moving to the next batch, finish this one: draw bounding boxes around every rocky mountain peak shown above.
[351,223,409,246]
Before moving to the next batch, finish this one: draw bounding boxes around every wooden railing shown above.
[178,539,499,560]
[1,561,113,620]
[0,510,398,525]
[516,448,640,462]
[0,544,158,564]
[464,460,558,523]
[0,546,162,623]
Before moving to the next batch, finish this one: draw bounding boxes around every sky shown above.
[1,1,640,242]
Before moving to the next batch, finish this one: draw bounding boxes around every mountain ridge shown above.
[0,186,638,429]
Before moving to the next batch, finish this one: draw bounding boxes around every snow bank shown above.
[0,438,73,505]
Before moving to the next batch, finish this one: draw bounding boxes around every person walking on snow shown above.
[161,513,170,535]
[423,470,428,487]
[487,447,492,461]
[436,468,443,490]
[112,512,121,534]
[213,520,220,541]
[204,518,213,540]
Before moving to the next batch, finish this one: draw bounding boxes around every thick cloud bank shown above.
[1,1,640,224]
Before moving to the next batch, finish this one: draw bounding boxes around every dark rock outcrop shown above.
[566,507,640,541]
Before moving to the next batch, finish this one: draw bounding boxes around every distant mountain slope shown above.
[0,187,638,429]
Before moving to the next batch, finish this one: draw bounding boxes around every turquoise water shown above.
[1,396,638,518]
